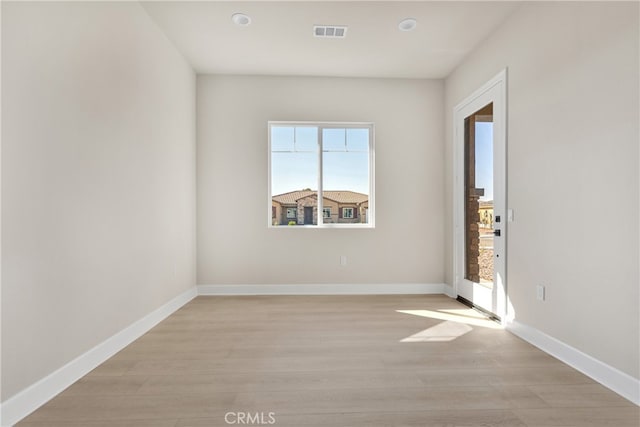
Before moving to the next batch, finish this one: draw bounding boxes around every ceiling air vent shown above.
[314,25,348,39]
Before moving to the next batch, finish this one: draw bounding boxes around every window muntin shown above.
[269,122,374,228]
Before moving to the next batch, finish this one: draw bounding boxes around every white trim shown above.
[0,3,4,424]
[0,287,197,427]
[452,68,508,319]
[442,283,456,298]
[268,121,375,229]
[507,320,640,406]
[197,283,445,296]
[453,69,507,113]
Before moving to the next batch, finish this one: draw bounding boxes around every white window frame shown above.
[286,208,297,219]
[268,121,375,228]
[323,207,332,218]
[342,207,354,219]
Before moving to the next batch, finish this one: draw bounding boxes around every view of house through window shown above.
[270,122,373,227]
[464,103,494,285]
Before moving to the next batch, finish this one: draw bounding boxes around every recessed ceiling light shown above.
[398,18,417,32]
[231,13,251,27]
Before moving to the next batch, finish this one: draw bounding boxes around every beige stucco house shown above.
[272,190,368,225]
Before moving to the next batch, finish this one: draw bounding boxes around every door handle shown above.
[493,229,501,237]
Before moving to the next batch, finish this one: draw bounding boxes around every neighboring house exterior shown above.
[479,200,493,228]
[272,190,369,225]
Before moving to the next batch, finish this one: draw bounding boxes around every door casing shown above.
[453,69,508,321]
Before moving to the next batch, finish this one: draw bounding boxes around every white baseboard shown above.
[197,283,446,296]
[442,283,456,298]
[506,320,640,406]
[0,286,197,427]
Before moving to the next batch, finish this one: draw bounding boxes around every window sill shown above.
[269,224,374,229]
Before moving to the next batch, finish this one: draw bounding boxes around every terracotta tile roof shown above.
[272,190,368,205]
[323,191,368,204]
[272,190,314,204]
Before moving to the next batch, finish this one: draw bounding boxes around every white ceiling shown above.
[141,1,518,79]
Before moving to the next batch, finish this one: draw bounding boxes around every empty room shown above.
[1,1,639,426]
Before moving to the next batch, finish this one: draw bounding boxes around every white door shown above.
[453,70,507,320]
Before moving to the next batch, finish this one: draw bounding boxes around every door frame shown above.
[453,69,508,321]
[304,206,314,225]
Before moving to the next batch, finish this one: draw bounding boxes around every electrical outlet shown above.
[340,255,347,266]
[536,285,545,301]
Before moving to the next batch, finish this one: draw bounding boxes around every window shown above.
[269,122,374,227]
[342,207,354,219]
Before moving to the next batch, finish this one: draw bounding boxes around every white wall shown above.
[444,2,639,378]
[1,2,196,400]
[198,75,443,285]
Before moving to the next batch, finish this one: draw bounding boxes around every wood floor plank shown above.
[136,369,426,394]
[18,420,178,427]
[19,394,235,423]
[416,366,593,388]
[238,386,546,412]
[175,409,528,427]
[527,383,636,408]
[85,359,137,377]
[16,295,639,426]
[58,375,148,396]
[514,407,640,426]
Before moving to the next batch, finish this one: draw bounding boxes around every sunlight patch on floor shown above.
[438,308,489,319]
[396,309,503,329]
[399,320,473,342]
[397,308,501,342]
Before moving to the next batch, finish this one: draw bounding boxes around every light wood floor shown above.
[18,295,639,426]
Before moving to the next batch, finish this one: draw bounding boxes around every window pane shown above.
[271,152,317,194]
[270,123,373,228]
[322,152,369,192]
[271,126,319,226]
[464,103,494,285]
[322,127,369,224]
[475,122,493,203]
[346,128,369,151]
[323,128,346,151]
[295,127,317,152]
[271,126,294,151]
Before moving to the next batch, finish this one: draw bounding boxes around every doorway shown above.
[454,70,507,320]
[304,207,314,225]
